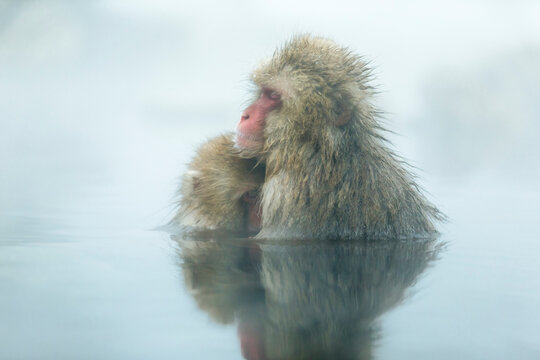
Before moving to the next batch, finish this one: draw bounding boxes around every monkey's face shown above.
[235,35,370,159]
[236,87,282,156]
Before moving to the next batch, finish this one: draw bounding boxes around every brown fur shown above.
[174,133,264,232]
[242,35,443,239]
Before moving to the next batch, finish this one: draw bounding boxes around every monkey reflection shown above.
[174,234,441,360]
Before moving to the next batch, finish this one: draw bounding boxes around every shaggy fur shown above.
[245,35,443,239]
[174,134,264,232]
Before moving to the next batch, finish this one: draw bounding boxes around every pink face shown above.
[236,88,282,151]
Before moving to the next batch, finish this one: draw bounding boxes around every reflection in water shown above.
[172,233,442,360]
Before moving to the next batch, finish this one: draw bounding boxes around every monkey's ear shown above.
[185,170,202,191]
[334,106,352,126]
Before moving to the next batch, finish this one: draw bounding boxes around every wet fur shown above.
[174,134,264,232]
[247,35,443,239]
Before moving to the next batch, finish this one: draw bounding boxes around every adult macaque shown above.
[174,134,264,233]
[236,35,442,239]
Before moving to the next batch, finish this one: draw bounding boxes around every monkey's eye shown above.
[268,91,281,100]
[262,88,281,101]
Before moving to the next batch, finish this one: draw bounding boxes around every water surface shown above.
[1,180,539,359]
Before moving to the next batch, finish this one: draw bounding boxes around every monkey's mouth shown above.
[235,131,263,150]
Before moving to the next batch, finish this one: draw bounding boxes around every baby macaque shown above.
[173,133,264,234]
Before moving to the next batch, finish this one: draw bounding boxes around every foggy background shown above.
[1,1,539,359]
[2,0,539,223]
